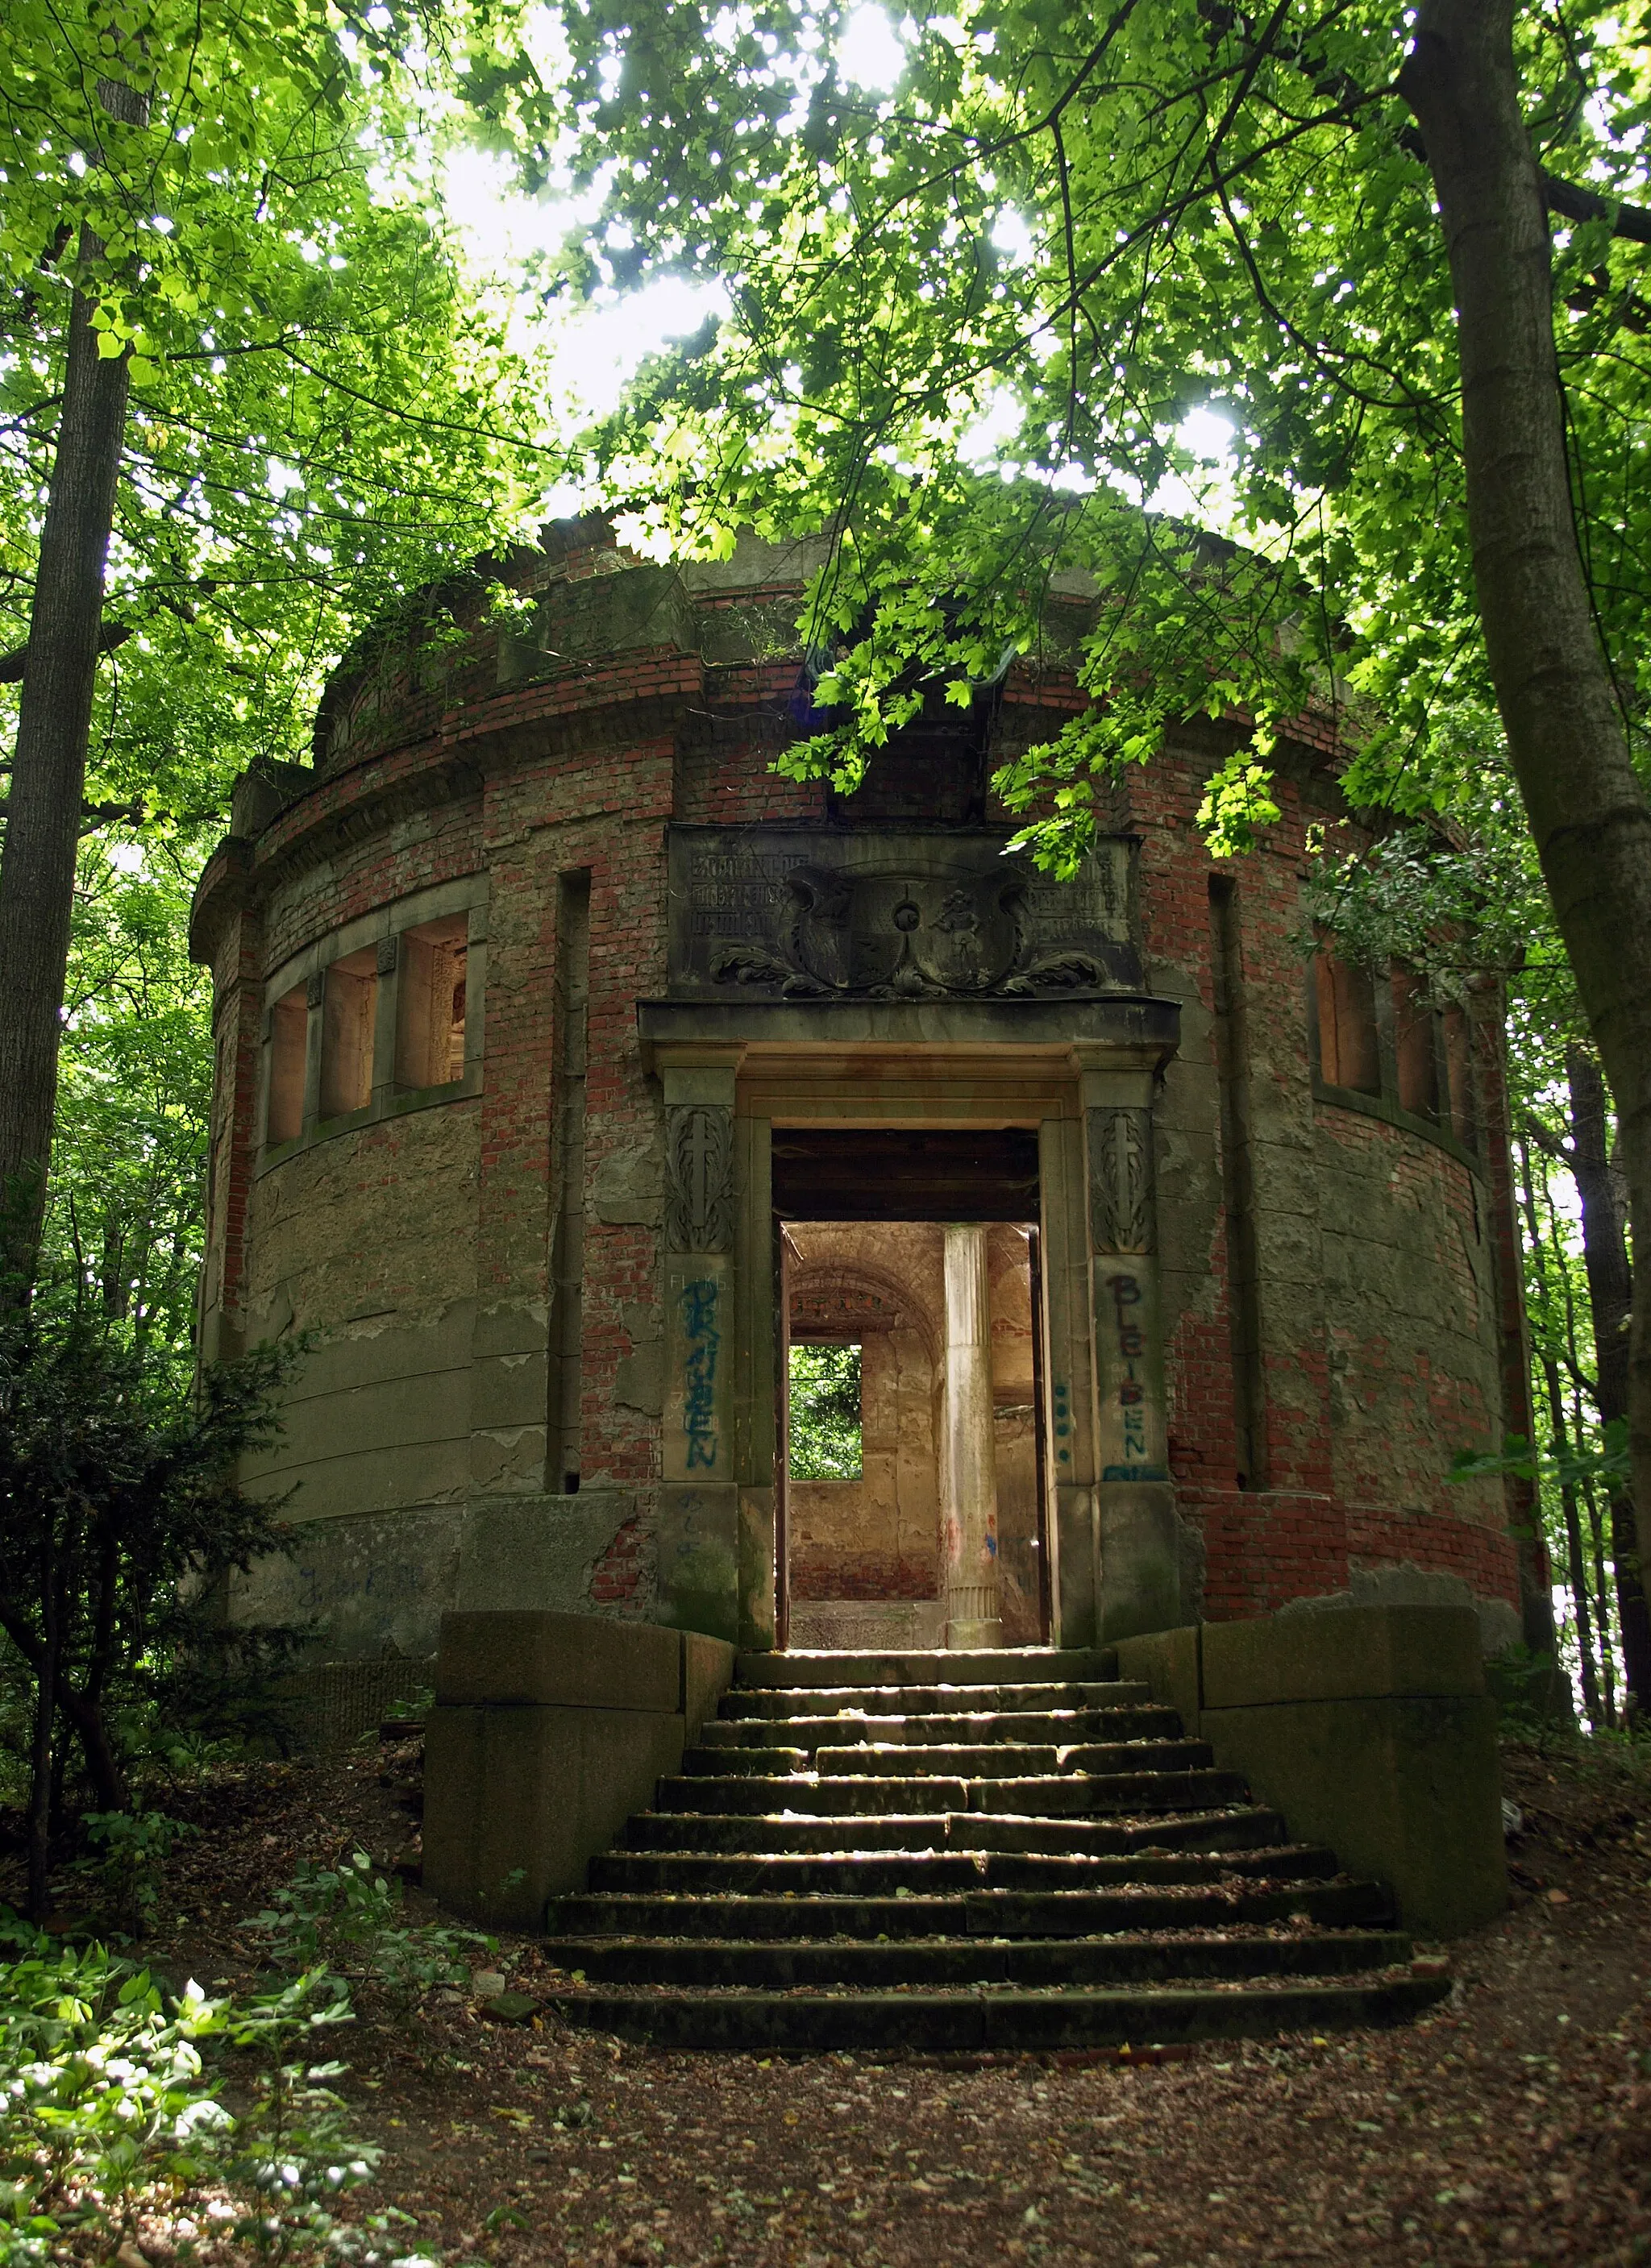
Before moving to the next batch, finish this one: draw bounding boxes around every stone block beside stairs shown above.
[423,1610,735,1928]
[1116,1605,1505,1940]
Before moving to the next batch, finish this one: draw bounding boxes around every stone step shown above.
[655,1768,1250,1817]
[543,1878,1392,1940]
[696,1706,1183,1748]
[682,1738,1215,1781]
[721,1680,1154,1720]
[543,1974,1448,2054]
[676,1742,1215,1778]
[619,1805,1295,1857]
[734,1647,1118,1690]
[542,1928,1413,1992]
[543,1649,1445,2059]
[586,1844,1341,1896]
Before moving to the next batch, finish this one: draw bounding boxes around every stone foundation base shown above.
[282,1655,436,1751]
[788,1599,946,1650]
[423,1611,735,1928]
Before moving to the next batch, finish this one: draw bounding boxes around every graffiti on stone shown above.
[1102,1270,1164,1481]
[679,1275,722,1473]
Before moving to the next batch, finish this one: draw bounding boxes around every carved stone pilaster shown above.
[1087,1105,1154,1255]
[663,1103,735,1253]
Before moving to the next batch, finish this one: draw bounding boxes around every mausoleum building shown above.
[189,521,1545,1677]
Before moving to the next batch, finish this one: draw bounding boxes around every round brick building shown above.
[189,519,1543,1684]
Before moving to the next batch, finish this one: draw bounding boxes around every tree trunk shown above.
[25,1547,57,1924]
[1566,1048,1649,1709]
[1518,1141,1603,1725]
[1583,1473,1618,1725]
[1401,1,1651,1721]
[67,1523,128,1813]
[1556,1211,1621,1722]
[58,1685,127,1815]
[0,272,130,1302]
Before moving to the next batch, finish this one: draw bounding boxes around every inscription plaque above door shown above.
[666,827,1142,1001]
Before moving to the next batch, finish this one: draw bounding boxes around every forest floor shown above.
[36,1726,1651,2268]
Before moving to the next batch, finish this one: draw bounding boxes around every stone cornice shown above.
[188,835,256,967]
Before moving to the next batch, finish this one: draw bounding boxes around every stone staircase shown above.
[540,1646,1451,2052]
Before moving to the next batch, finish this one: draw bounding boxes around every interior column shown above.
[942,1223,1002,1648]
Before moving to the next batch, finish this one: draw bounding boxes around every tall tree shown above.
[505,0,1651,1709]
[1401,3,1651,1715]
[0,0,558,1296]
[1562,1047,1646,1702]
[0,254,131,1293]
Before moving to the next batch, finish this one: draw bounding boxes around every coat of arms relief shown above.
[709,860,1117,1001]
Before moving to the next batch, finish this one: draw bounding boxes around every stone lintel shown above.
[638,995,1181,1065]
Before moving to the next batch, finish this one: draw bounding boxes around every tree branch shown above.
[0,622,129,682]
[1541,168,1651,245]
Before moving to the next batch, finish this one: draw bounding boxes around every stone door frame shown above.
[640,1004,1183,1651]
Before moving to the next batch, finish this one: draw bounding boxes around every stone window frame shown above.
[256,874,489,1170]
[1306,943,1482,1174]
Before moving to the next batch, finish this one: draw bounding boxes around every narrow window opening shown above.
[318,947,378,1119]
[1313,944,1380,1094]
[395,913,468,1089]
[549,871,591,1494]
[266,984,308,1145]
[1211,876,1268,1489]
[1444,1004,1477,1149]
[787,1341,863,1479]
[1392,966,1440,1121]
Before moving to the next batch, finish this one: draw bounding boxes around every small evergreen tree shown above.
[0,1320,302,1917]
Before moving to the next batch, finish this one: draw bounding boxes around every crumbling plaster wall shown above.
[1316,1107,1510,1568]
[786,1222,945,1601]
[1121,729,1520,1630]
[228,1067,481,1659]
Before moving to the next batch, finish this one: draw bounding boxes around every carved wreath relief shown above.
[1087,1106,1154,1255]
[663,1104,735,1253]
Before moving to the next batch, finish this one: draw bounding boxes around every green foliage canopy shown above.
[0,0,565,835]
[788,1341,863,1480]
[485,0,1651,859]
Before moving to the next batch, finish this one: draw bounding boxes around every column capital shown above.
[1067,1041,1163,1111]
[647,1039,747,1100]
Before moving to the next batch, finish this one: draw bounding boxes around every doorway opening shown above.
[771,1129,1050,1651]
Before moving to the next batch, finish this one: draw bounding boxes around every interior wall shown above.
[785,1222,944,1601]
[783,1217,1047,1640]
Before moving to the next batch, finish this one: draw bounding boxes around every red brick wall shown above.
[790,1551,938,1602]
[1108,731,1520,1619]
